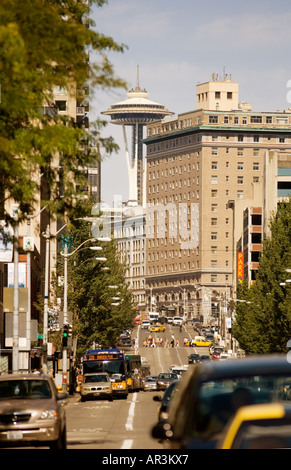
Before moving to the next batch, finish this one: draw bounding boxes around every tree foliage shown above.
[0,0,127,223]
[232,199,291,354]
[56,221,136,358]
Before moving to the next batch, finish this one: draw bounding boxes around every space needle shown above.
[102,67,173,206]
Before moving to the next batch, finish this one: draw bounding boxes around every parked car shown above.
[217,403,291,449]
[152,354,291,449]
[156,373,178,391]
[80,373,113,402]
[0,374,68,449]
[188,354,200,364]
[143,375,158,392]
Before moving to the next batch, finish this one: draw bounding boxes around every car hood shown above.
[0,398,54,413]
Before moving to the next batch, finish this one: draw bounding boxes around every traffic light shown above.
[62,324,68,347]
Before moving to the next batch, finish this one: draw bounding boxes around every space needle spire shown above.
[102,67,173,206]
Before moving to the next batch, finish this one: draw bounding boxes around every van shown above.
[173,316,183,326]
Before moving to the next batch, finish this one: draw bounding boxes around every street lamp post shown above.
[60,237,109,391]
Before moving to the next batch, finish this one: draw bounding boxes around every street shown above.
[66,322,208,449]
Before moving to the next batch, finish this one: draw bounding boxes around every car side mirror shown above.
[153,395,162,402]
[57,391,68,401]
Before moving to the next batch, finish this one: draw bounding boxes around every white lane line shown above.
[125,392,137,431]
[121,439,133,449]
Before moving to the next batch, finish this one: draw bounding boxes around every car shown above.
[219,353,232,361]
[170,366,188,379]
[217,403,291,449]
[172,316,183,326]
[192,339,213,347]
[153,380,179,421]
[0,373,68,449]
[149,323,166,333]
[133,317,142,324]
[143,375,158,391]
[188,353,201,364]
[141,320,151,330]
[166,317,173,324]
[80,373,113,402]
[152,354,291,449]
[199,355,210,362]
[156,373,178,391]
[211,346,224,359]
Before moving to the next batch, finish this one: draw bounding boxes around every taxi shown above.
[149,323,166,333]
[191,338,213,347]
[217,403,291,449]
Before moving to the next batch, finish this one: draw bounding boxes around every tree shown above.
[232,199,291,354]
[55,221,136,358]
[0,0,126,223]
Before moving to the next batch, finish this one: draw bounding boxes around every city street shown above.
[66,322,208,450]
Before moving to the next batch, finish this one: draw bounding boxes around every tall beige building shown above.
[143,75,291,327]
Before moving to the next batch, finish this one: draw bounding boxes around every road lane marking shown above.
[125,392,137,431]
[121,439,133,449]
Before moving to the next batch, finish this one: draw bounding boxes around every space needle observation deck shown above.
[102,68,173,206]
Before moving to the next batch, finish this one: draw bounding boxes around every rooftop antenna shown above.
[136,65,140,90]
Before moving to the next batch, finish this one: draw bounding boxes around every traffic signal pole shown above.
[62,244,68,392]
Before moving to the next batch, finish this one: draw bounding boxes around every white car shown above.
[141,321,150,330]
[173,316,183,326]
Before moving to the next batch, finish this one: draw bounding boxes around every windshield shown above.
[0,380,52,399]
[190,374,291,439]
[83,360,126,378]
[159,373,177,379]
[84,374,109,383]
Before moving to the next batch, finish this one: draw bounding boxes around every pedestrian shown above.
[165,338,169,348]
[176,338,179,347]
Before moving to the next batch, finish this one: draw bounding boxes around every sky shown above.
[90,0,291,206]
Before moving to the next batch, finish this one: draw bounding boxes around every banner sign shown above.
[237,252,244,282]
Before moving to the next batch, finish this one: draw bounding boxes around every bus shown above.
[125,354,142,392]
[148,311,159,324]
[82,349,128,398]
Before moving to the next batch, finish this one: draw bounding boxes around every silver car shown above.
[0,374,68,449]
[80,373,113,402]
[143,375,158,391]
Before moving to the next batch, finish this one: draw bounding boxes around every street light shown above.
[60,238,108,391]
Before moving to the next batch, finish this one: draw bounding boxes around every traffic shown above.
[1,315,291,450]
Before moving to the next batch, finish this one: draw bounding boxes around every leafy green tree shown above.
[56,222,136,358]
[232,199,291,354]
[0,0,126,223]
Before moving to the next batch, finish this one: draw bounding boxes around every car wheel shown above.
[49,426,67,450]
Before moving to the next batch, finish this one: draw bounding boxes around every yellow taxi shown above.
[217,403,291,449]
[149,323,166,333]
[191,338,212,347]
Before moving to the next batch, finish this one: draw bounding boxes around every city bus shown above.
[125,354,142,392]
[148,311,159,324]
[82,349,128,398]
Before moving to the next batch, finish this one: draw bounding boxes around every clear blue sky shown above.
[90,0,291,206]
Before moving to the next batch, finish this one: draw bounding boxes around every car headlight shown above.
[39,410,57,420]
